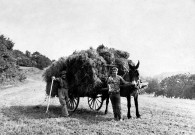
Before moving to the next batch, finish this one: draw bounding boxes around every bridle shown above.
[122,66,140,89]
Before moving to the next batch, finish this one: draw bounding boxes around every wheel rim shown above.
[67,96,79,112]
[88,94,103,111]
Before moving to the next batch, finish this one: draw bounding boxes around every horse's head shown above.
[128,60,140,88]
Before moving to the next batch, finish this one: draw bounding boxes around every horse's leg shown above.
[105,96,109,114]
[127,95,132,119]
[134,94,141,118]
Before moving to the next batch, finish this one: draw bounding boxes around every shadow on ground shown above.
[1,105,113,123]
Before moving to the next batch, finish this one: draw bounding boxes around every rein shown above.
[122,69,140,90]
[122,71,128,78]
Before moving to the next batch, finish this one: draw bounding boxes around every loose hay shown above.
[43,45,131,97]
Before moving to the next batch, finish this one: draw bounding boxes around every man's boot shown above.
[62,105,69,117]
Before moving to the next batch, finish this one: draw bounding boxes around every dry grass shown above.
[1,96,194,135]
[0,68,194,135]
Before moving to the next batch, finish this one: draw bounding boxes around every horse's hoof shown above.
[136,115,141,118]
[127,116,132,119]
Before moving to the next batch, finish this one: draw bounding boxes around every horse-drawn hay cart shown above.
[67,86,109,112]
[65,64,116,112]
[43,45,148,117]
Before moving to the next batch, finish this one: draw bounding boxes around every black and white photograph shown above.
[0,0,195,134]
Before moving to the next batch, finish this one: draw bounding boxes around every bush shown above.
[0,34,27,85]
[18,73,27,82]
[182,84,195,99]
[149,74,195,99]
[0,35,14,50]
[31,53,52,70]
[145,78,160,94]
[13,50,52,69]
[17,58,35,67]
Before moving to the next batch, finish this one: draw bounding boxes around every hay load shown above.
[96,45,115,64]
[97,45,131,76]
[65,49,107,96]
[43,48,108,97]
[43,45,131,97]
[43,57,68,97]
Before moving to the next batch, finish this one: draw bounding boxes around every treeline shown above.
[145,74,195,99]
[0,34,52,84]
[13,50,52,70]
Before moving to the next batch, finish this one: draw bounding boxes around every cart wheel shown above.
[67,96,80,112]
[88,94,103,111]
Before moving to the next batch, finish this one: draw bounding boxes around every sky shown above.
[0,0,195,77]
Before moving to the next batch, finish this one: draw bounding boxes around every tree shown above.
[0,34,26,83]
[13,50,25,59]
[145,78,160,94]
[182,84,195,99]
[0,35,16,71]
[0,35,14,50]
[32,51,41,57]
[159,74,195,99]
[31,52,51,69]
[25,50,31,58]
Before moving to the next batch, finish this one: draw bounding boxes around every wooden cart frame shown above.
[66,64,116,112]
[67,87,109,112]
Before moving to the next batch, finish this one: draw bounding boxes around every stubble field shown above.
[0,67,194,135]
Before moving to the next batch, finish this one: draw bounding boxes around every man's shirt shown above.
[107,75,127,93]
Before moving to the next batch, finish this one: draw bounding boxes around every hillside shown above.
[0,34,51,87]
[153,70,195,82]
[0,66,43,89]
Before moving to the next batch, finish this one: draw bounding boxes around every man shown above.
[107,67,131,121]
[52,71,69,117]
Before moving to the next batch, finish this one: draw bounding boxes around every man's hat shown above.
[111,67,118,72]
[61,70,67,75]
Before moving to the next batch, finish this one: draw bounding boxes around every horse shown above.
[104,61,141,119]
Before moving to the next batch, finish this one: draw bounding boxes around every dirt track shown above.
[0,68,46,107]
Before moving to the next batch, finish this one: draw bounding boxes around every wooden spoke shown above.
[88,95,103,111]
[67,97,80,112]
